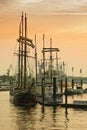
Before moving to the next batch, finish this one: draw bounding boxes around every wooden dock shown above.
[36,95,87,108]
[36,96,62,106]
[60,103,87,109]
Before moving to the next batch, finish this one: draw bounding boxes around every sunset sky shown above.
[0,0,87,76]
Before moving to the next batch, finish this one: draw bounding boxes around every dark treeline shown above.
[0,75,15,83]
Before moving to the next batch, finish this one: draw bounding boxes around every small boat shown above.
[9,13,37,106]
[64,88,75,95]
[75,85,84,94]
[45,92,63,103]
[84,88,87,93]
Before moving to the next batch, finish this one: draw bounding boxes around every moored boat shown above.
[10,86,36,106]
[84,88,87,93]
[64,88,75,95]
[36,93,63,106]
[35,37,64,106]
[75,85,84,94]
[9,13,37,106]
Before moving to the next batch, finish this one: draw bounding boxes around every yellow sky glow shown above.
[0,0,87,76]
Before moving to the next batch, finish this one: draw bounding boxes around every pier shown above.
[35,76,87,109]
[67,76,87,84]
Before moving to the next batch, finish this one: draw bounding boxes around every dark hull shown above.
[10,90,37,106]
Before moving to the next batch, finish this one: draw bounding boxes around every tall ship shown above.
[35,36,64,105]
[9,13,37,106]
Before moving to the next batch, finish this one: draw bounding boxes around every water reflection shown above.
[52,106,57,129]
[64,113,70,130]
[41,105,45,113]
[10,104,37,130]
[1,92,87,130]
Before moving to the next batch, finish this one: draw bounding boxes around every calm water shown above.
[0,91,87,130]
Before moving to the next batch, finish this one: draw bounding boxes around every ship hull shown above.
[10,90,37,106]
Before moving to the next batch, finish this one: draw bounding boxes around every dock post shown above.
[42,78,45,106]
[65,77,68,115]
[72,79,74,89]
[60,79,63,94]
[81,79,83,88]
[53,76,56,102]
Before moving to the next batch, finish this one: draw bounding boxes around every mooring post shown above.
[65,77,68,115]
[81,79,83,88]
[60,79,63,94]
[42,78,45,106]
[53,76,56,102]
[72,79,74,89]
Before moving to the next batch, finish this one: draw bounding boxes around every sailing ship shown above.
[9,13,37,106]
[36,36,63,106]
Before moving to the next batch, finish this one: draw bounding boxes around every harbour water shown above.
[0,91,87,130]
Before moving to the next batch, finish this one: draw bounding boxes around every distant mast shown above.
[43,34,45,81]
[50,38,52,85]
[35,34,37,85]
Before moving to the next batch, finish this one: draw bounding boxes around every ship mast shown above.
[24,13,27,89]
[43,34,45,81]
[18,23,21,88]
[21,12,23,89]
[35,34,37,85]
[17,12,35,90]
[50,38,52,86]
